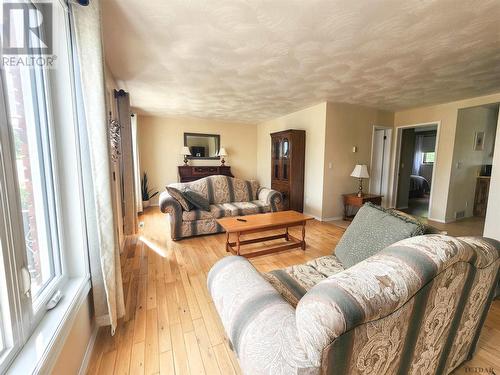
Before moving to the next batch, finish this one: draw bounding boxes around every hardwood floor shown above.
[87,207,499,375]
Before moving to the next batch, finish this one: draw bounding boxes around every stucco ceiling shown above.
[102,0,500,123]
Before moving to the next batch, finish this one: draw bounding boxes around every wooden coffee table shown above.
[216,210,314,258]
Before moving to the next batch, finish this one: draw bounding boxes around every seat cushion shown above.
[224,200,271,216]
[263,255,345,307]
[182,204,231,221]
[182,201,271,222]
[334,202,425,268]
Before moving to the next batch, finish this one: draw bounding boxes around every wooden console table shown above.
[342,193,383,221]
[178,165,233,182]
[217,211,313,258]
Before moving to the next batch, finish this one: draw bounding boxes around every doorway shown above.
[393,123,439,219]
[447,103,499,234]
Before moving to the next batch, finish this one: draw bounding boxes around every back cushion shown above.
[169,176,260,204]
[169,179,209,201]
[335,203,425,268]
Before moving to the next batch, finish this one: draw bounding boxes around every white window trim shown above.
[0,1,93,373]
[6,277,91,375]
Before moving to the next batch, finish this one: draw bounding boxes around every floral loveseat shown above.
[208,204,499,375]
[159,175,282,240]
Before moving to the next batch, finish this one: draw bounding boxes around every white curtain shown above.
[412,135,424,175]
[71,0,125,334]
[131,114,143,213]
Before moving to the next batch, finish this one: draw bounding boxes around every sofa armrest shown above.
[208,256,317,375]
[257,187,282,211]
[159,191,183,240]
[295,234,499,366]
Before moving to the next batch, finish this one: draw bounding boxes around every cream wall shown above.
[51,296,94,374]
[448,106,498,219]
[138,115,258,204]
[322,103,394,219]
[394,92,500,222]
[257,103,327,218]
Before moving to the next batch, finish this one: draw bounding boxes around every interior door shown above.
[396,128,416,209]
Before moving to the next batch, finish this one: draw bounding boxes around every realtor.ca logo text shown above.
[1,2,57,67]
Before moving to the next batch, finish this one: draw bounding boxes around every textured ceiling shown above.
[102,0,500,123]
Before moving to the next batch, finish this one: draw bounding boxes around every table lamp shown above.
[351,164,369,197]
[218,147,227,165]
[181,146,191,165]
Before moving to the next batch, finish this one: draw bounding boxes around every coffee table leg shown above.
[301,221,306,250]
[236,232,241,255]
[285,227,289,241]
[225,231,230,252]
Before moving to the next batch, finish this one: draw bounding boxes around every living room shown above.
[0,1,499,375]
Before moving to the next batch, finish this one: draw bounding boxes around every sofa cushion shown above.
[182,201,272,222]
[183,188,211,211]
[182,204,231,221]
[224,200,271,216]
[334,202,425,268]
[169,175,260,205]
[263,255,345,307]
[166,186,193,211]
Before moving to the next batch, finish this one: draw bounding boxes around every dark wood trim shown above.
[184,132,221,160]
[178,165,233,182]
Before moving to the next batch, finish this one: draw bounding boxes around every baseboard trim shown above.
[321,216,344,222]
[428,216,453,224]
[78,323,99,375]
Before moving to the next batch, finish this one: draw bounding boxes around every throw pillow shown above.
[182,188,211,212]
[334,202,425,268]
[166,186,193,211]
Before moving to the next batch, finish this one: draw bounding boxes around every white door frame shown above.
[389,121,441,219]
[369,125,392,207]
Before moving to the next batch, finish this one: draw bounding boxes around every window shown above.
[423,151,435,164]
[0,2,89,373]
[4,60,62,307]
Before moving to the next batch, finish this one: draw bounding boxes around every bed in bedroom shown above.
[409,174,430,198]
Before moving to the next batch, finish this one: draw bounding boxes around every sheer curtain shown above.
[71,0,125,334]
[131,114,143,213]
[412,135,424,175]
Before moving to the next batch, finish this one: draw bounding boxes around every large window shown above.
[0,1,89,372]
[4,58,62,307]
[423,151,435,164]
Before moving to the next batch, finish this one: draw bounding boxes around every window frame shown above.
[0,1,91,373]
[422,151,436,164]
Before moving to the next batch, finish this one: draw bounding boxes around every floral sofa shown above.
[159,175,282,240]
[208,205,499,375]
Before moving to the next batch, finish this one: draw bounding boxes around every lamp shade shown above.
[181,146,191,155]
[218,147,227,156]
[350,164,369,178]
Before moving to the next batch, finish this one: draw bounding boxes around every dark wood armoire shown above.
[270,129,305,212]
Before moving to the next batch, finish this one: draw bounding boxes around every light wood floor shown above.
[87,207,499,375]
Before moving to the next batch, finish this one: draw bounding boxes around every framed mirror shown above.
[184,132,220,159]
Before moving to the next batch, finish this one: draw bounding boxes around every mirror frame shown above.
[184,132,221,160]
